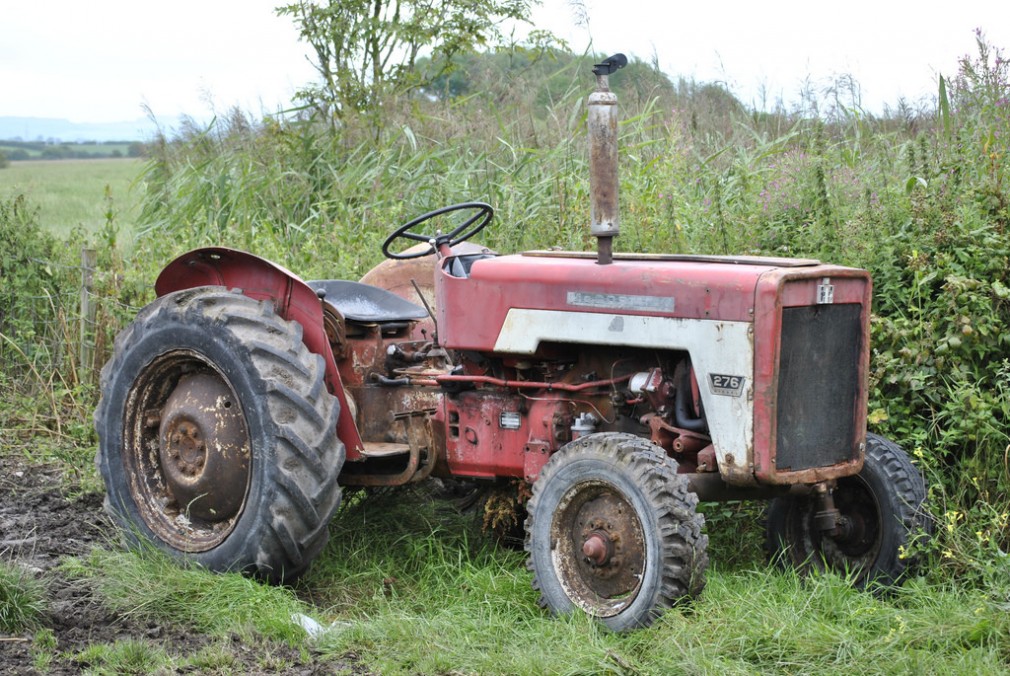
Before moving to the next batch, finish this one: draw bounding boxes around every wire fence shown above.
[0,249,141,389]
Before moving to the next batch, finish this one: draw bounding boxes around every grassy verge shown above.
[65,488,1010,674]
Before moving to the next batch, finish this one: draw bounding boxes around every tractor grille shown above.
[775,304,862,471]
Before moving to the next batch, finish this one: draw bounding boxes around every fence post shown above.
[80,248,97,373]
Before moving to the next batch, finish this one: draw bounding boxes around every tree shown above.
[277,0,534,129]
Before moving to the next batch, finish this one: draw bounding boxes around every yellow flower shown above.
[944,510,962,533]
[868,408,889,425]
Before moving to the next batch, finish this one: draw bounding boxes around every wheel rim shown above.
[123,350,252,552]
[550,480,646,618]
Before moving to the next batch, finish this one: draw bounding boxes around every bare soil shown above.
[0,451,359,674]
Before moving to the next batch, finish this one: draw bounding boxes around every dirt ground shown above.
[0,451,358,675]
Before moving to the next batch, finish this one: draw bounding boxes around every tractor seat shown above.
[308,280,429,323]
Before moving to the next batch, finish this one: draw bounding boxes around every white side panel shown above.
[494,309,755,481]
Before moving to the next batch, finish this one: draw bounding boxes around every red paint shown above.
[435,373,631,392]
[435,252,864,353]
[435,251,872,485]
[443,390,568,481]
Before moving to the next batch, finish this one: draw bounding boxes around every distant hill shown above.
[0,116,165,143]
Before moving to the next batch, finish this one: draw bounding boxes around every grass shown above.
[0,559,47,633]
[0,143,135,159]
[72,638,310,674]
[63,546,309,645]
[30,627,57,671]
[66,489,1010,674]
[0,158,144,238]
[75,639,168,675]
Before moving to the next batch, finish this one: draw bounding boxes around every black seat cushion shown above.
[308,280,428,323]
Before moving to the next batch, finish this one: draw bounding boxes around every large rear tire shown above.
[525,433,707,631]
[94,287,344,583]
[765,433,929,587]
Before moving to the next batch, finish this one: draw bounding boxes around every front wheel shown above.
[94,287,344,582]
[765,433,930,587]
[525,433,708,631]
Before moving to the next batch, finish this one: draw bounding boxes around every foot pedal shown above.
[361,441,410,458]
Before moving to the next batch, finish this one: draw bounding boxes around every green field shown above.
[0,157,145,238]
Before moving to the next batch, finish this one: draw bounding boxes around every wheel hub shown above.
[816,476,881,570]
[164,420,207,478]
[582,530,614,566]
[552,484,645,617]
[158,372,250,523]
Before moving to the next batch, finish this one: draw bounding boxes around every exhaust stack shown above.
[589,53,627,265]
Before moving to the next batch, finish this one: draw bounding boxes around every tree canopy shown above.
[277,0,534,127]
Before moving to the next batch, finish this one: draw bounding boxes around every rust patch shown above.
[158,372,250,523]
[123,351,252,553]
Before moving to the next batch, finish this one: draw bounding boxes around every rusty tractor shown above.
[95,55,929,630]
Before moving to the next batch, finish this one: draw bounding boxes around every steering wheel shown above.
[382,202,493,260]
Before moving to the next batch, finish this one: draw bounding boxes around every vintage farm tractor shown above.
[95,55,928,630]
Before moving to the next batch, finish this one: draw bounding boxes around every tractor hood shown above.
[436,250,870,355]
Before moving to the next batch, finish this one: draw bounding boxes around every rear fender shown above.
[155,247,365,457]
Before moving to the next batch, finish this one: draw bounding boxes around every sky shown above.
[2,0,1009,126]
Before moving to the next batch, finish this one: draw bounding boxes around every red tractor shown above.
[95,55,928,630]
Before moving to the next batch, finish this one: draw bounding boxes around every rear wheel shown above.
[525,433,707,631]
[765,433,929,587]
[94,287,344,582]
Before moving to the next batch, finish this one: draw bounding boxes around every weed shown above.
[181,642,238,670]
[75,638,168,675]
[30,627,57,671]
[0,559,47,633]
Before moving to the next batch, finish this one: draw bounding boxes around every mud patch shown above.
[0,451,360,674]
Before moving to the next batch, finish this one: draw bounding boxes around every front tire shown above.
[765,433,929,587]
[525,433,708,631]
[94,287,344,582]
